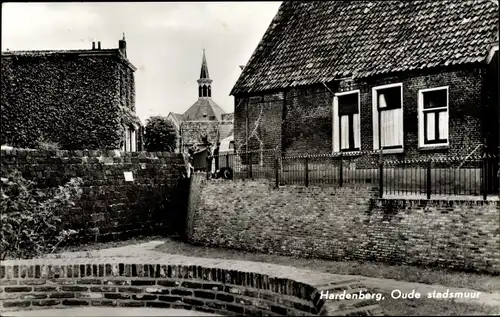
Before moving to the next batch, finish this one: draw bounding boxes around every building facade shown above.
[1,36,141,151]
[231,1,499,160]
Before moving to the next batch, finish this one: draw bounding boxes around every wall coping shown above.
[0,258,383,316]
[375,197,500,206]
[1,149,182,159]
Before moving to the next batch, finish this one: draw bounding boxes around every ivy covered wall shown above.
[1,52,139,150]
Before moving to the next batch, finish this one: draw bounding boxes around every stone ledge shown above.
[0,260,382,316]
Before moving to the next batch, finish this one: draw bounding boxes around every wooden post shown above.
[305,157,309,187]
[275,157,279,188]
[339,153,343,187]
[426,159,432,199]
[249,152,253,179]
[482,152,488,201]
[206,153,210,180]
[379,161,384,198]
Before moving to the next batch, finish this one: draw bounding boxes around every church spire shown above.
[197,49,212,98]
[200,49,210,79]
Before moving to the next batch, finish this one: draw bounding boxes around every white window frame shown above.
[124,127,131,152]
[131,127,137,152]
[418,86,449,148]
[333,90,361,153]
[372,82,404,154]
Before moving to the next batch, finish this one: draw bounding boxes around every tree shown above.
[144,116,177,152]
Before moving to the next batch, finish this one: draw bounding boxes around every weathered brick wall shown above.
[180,122,219,150]
[221,113,234,121]
[233,93,283,154]
[187,175,500,273]
[283,85,333,156]
[1,148,188,241]
[0,261,382,316]
[233,65,490,159]
[1,53,134,150]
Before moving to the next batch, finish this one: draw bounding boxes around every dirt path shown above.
[8,240,500,308]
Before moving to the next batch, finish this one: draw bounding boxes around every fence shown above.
[207,149,499,200]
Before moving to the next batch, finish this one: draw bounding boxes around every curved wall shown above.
[0,261,383,316]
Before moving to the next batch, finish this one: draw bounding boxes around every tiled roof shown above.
[218,124,234,141]
[182,98,226,122]
[1,48,137,71]
[171,113,184,124]
[231,0,499,95]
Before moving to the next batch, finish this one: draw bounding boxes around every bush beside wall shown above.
[1,149,188,243]
[187,175,500,274]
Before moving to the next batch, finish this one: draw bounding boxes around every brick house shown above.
[1,35,141,151]
[230,1,499,160]
[167,50,233,153]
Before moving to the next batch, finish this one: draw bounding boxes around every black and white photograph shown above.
[1,1,499,316]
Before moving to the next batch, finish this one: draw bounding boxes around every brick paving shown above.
[3,241,500,308]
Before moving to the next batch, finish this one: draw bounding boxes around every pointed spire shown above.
[200,49,210,79]
[122,32,126,41]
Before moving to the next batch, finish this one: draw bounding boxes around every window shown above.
[333,90,361,152]
[123,126,136,152]
[418,87,449,147]
[372,83,404,152]
[130,127,136,152]
[124,127,130,152]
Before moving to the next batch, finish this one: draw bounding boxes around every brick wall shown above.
[1,53,135,150]
[1,148,188,241]
[221,113,234,121]
[233,65,491,158]
[187,175,500,273]
[0,261,382,316]
[233,93,284,154]
[180,122,219,151]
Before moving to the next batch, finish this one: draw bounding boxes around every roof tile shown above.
[231,0,499,95]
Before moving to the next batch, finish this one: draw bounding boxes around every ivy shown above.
[1,54,136,150]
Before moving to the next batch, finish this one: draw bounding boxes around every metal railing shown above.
[207,150,499,200]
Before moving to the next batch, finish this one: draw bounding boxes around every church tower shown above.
[197,49,212,98]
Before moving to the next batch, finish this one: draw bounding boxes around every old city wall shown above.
[0,260,382,316]
[187,174,500,274]
[1,148,188,241]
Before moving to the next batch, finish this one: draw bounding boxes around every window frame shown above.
[372,82,404,154]
[332,89,361,153]
[418,86,450,149]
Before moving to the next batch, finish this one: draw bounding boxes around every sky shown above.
[1,2,282,123]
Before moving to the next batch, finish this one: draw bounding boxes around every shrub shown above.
[144,116,177,152]
[0,170,83,260]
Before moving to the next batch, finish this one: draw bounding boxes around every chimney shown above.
[97,41,101,50]
[119,33,127,57]
[92,42,95,50]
